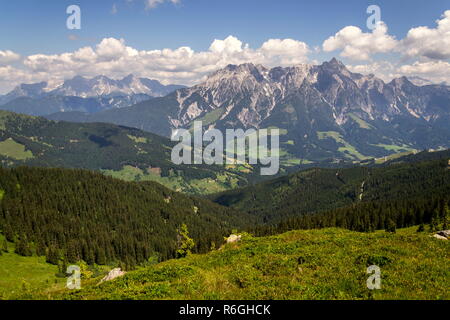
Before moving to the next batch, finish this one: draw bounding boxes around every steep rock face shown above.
[168,59,449,133]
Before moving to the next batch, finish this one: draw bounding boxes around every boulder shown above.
[100,268,126,283]
[437,230,450,238]
[226,234,242,244]
[433,234,448,240]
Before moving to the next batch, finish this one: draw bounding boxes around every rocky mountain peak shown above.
[321,58,347,71]
[389,76,414,88]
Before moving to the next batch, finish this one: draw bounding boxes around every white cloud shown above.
[323,10,450,63]
[347,61,396,82]
[347,60,450,85]
[398,60,450,85]
[401,10,450,60]
[0,36,310,93]
[260,39,310,65]
[209,36,245,54]
[95,38,131,60]
[0,50,21,65]
[322,22,398,61]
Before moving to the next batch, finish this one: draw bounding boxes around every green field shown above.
[318,131,370,160]
[0,235,65,299]
[102,165,245,194]
[0,138,34,160]
[348,113,374,130]
[127,134,148,144]
[23,227,449,300]
[189,107,226,128]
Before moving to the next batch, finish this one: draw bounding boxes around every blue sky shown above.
[1,0,448,55]
[0,0,449,92]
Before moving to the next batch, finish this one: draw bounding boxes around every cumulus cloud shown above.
[0,36,310,93]
[0,50,21,65]
[260,39,310,65]
[322,22,398,61]
[401,10,450,60]
[323,10,450,63]
[347,61,396,82]
[398,60,450,85]
[347,60,450,85]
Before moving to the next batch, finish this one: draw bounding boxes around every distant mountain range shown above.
[43,58,450,163]
[0,75,185,116]
[1,59,449,164]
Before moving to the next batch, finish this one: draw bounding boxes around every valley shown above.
[2,0,450,307]
[0,60,449,302]
[0,110,260,195]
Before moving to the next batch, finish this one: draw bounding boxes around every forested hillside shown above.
[0,110,259,194]
[211,154,450,230]
[0,167,256,269]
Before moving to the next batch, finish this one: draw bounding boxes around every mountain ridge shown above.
[47,59,450,163]
[3,59,450,164]
[0,75,186,115]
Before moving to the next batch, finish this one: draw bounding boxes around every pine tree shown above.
[35,240,46,257]
[46,246,60,265]
[15,235,32,257]
[95,246,107,265]
[417,224,425,232]
[176,224,195,258]
[3,224,14,242]
[442,203,449,230]
[385,219,396,233]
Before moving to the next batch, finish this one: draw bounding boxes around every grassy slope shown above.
[0,138,34,160]
[38,227,449,300]
[0,235,65,299]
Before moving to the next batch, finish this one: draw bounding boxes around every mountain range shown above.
[0,75,185,116]
[42,58,450,163]
[1,59,450,165]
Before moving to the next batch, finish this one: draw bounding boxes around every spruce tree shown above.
[46,246,60,265]
[15,235,32,257]
[385,219,396,233]
[176,224,195,258]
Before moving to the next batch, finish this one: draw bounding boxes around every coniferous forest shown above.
[211,153,450,227]
[0,167,255,269]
